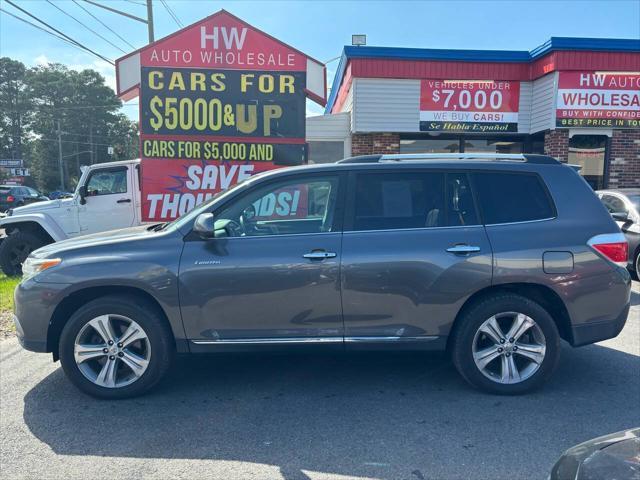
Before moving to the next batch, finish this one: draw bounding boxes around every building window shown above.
[568,135,608,190]
[463,139,523,153]
[308,141,345,164]
[400,137,460,153]
[400,134,537,155]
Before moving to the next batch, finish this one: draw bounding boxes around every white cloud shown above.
[34,54,51,66]
[32,53,117,93]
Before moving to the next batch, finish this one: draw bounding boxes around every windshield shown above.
[629,195,640,212]
[163,177,253,232]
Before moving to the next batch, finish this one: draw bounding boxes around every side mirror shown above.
[193,213,216,239]
[78,185,87,205]
[193,214,233,239]
[612,211,629,222]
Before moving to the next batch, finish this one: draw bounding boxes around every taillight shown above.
[6,195,14,202]
[588,233,628,267]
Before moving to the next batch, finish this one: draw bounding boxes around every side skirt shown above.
[188,336,447,353]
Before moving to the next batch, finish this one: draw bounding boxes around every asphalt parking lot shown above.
[1,282,639,480]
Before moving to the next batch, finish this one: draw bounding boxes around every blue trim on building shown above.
[325,37,640,113]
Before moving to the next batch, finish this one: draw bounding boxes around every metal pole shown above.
[57,120,65,190]
[146,0,154,43]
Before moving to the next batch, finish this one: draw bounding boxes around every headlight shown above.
[22,257,61,280]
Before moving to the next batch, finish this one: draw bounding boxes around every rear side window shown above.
[474,172,555,224]
[353,172,445,230]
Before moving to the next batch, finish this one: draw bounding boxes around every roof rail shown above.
[337,153,560,165]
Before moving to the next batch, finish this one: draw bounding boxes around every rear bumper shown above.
[570,302,630,347]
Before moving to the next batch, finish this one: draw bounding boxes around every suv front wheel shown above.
[59,295,174,399]
[451,293,561,395]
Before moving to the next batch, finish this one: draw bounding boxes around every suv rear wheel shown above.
[59,296,174,399]
[451,293,560,395]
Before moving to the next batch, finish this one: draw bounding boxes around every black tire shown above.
[0,230,47,276]
[59,295,174,399]
[632,251,639,281]
[450,293,561,395]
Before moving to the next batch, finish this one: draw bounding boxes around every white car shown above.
[0,159,142,275]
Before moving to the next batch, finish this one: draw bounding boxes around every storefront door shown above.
[568,135,608,190]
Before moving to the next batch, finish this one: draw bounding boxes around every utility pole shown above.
[81,1,154,45]
[56,120,65,191]
[146,0,154,43]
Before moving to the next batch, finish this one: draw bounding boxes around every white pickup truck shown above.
[0,159,143,275]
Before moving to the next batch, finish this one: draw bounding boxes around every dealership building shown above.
[306,37,640,189]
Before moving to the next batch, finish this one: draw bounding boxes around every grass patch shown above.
[0,274,20,313]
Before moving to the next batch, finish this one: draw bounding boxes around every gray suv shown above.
[13,154,631,398]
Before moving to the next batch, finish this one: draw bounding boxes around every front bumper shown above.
[13,278,71,353]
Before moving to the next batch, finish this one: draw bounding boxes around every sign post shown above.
[115,10,326,221]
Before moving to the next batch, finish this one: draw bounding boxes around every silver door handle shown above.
[446,245,481,254]
[303,251,337,259]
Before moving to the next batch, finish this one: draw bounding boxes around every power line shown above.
[2,103,139,111]
[0,7,83,51]
[71,0,136,50]
[36,137,115,147]
[81,0,148,24]
[123,0,146,6]
[45,0,127,54]
[39,129,135,140]
[160,0,183,28]
[4,0,115,65]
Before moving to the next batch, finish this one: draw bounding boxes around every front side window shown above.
[474,172,555,224]
[628,195,640,212]
[353,172,446,231]
[215,175,340,237]
[86,168,128,196]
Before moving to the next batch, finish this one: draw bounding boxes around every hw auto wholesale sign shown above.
[556,72,640,128]
[420,80,520,132]
[115,10,326,221]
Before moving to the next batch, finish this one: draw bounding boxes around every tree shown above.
[0,58,140,192]
[0,57,32,160]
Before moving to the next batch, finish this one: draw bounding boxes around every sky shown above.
[1,0,639,119]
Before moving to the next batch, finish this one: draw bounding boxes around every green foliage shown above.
[0,274,20,313]
[0,57,31,160]
[0,57,139,193]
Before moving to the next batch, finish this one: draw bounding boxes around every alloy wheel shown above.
[472,312,546,385]
[74,315,151,388]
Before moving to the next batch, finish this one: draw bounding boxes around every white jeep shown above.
[0,159,143,275]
